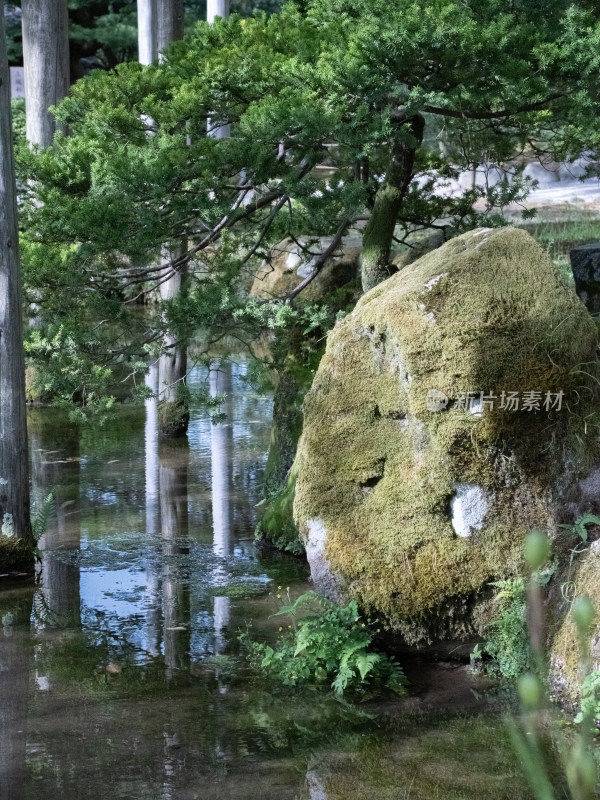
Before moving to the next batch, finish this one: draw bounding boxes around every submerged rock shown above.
[294,227,600,644]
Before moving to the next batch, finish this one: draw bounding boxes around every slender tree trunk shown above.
[361,114,425,293]
[154,0,188,436]
[207,0,230,22]
[157,0,184,57]
[22,0,70,348]
[157,242,189,437]
[0,14,31,540]
[21,0,70,147]
[137,0,158,65]
[207,0,231,139]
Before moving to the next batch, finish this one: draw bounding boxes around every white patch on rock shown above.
[389,347,412,389]
[286,247,317,278]
[424,272,448,290]
[451,484,489,538]
[2,513,15,538]
[306,767,328,800]
[473,228,493,249]
[305,518,344,601]
[417,301,436,323]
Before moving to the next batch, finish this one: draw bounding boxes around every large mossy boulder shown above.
[294,227,600,644]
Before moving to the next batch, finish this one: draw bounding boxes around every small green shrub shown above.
[559,514,600,544]
[478,578,533,680]
[575,672,600,728]
[242,590,406,697]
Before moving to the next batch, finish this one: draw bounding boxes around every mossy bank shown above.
[0,536,35,576]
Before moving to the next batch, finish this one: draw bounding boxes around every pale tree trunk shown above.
[154,0,188,436]
[207,0,230,139]
[0,12,31,540]
[157,0,184,57]
[22,1,70,347]
[21,0,70,147]
[137,0,158,65]
[207,0,230,22]
[157,241,189,436]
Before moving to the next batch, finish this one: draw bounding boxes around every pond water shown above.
[0,361,554,799]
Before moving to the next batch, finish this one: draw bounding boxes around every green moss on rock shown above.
[157,400,189,438]
[549,542,600,707]
[255,465,304,555]
[263,370,306,496]
[294,227,600,644]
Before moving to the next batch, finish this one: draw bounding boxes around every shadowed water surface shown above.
[0,362,551,799]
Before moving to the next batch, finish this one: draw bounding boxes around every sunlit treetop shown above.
[18,0,600,413]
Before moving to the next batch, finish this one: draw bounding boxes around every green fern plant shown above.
[31,493,55,544]
[575,671,600,727]
[241,590,406,697]
[559,513,600,543]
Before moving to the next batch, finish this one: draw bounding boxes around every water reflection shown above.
[159,439,191,676]
[1,361,338,799]
[145,361,160,536]
[210,361,234,658]
[0,589,34,800]
[30,411,81,629]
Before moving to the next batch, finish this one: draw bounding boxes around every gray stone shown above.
[305,518,344,602]
[570,242,600,314]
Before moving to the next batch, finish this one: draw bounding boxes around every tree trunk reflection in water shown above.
[159,438,191,676]
[0,590,34,800]
[144,362,162,657]
[30,412,81,629]
[145,363,192,674]
[210,361,234,660]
